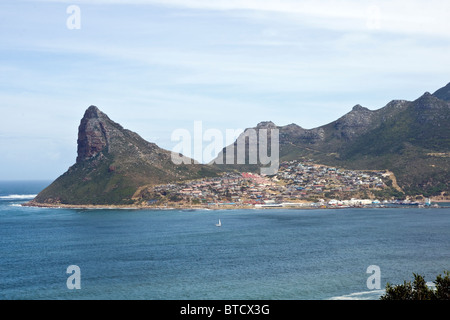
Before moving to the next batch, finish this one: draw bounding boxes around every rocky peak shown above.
[76,106,114,163]
[84,105,103,118]
[282,123,304,133]
[332,104,374,140]
[412,91,450,124]
[256,121,277,129]
[352,104,369,112]
[413,91,448,110]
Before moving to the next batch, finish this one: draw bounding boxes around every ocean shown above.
[0,181,449,300]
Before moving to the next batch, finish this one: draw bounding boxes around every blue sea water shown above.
[0,181,449,300]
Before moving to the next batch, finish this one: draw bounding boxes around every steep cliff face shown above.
[76,106,111,162]
[30,106,220,205]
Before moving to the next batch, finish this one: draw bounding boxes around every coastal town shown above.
[136,160,435,209]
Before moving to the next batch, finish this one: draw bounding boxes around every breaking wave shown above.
[0,194,37,200]
[329,289,385,300]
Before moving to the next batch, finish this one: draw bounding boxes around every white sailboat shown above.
[216,219,221,227]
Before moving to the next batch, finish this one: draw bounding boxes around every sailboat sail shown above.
[216,219,221,227]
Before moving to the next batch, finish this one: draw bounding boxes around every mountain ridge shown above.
[212,84,450,196]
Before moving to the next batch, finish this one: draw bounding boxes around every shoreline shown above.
[22,201,449,211]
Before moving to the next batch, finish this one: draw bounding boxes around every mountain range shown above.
[213,83,450,197]
[28,83,449,205]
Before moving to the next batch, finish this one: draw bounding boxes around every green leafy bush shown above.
[380,271,450,300]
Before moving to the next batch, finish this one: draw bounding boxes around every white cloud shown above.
[34,0,450,37]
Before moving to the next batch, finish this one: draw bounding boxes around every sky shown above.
[1,0,450,180]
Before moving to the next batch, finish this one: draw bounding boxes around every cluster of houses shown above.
[143,160,392,208]
[275,160,389,197]
[148,172,277,207]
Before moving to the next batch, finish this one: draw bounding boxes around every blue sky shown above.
[1,0,450,180]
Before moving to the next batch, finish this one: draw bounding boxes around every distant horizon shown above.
[2,0,450,180]
[0,179,54,182]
